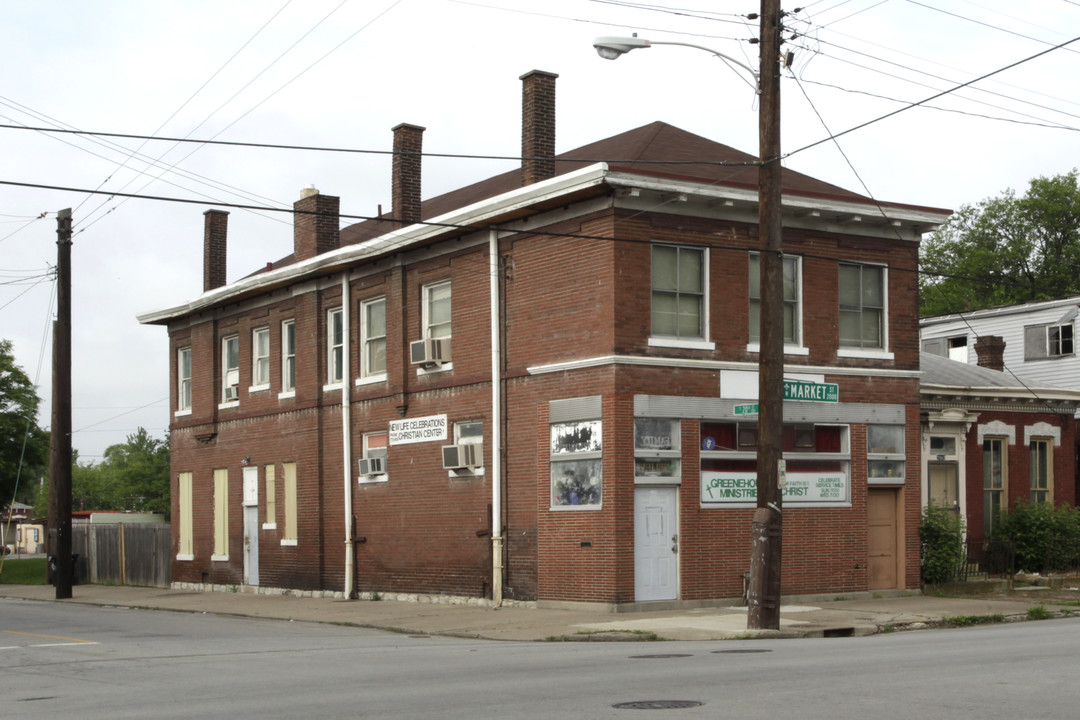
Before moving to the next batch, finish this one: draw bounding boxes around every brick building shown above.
[138,70,952,606]
[920,344,1080,551]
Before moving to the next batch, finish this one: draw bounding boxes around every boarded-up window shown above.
[283,462,298,545]
[177,472,193,560]
[212,469,229,560]
[264,464,276,529]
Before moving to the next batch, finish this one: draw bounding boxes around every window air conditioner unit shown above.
[442,443,481,470]
[410,337,450,367]
[357,456,386,476]
[223,385,239,402]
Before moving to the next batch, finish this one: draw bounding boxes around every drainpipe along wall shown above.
[341,271,355,598]
[489,228,504,606]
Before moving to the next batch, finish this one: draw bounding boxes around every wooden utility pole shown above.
[49,208,73,599]
[747,0,784,630]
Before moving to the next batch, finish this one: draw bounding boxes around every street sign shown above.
[783,380,838,403]
[734,403,759,416]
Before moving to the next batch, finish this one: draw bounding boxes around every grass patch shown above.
[1052,600,1080,608]
[940,614,1004,628]
[0,557,48,585]
[1026,605,1053,620]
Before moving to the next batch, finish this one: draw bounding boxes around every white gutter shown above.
[341,272,355,598]
[137,163,612,325]
[489,228,503,606]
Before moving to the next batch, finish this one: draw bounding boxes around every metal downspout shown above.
[342,272,355,598]
[489,229,504,606]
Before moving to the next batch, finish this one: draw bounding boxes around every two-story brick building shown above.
[138,70,951,606]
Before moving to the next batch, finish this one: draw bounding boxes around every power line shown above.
[0,122,759,167]
[785,35,1080,160]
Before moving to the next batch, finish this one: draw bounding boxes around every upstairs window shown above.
[423,280,452,340]
[281,320,295,394]
[651,244,705,340]
[1025,322,1074,360]
[327,307,343,385]
[221,335,239,405]
[177,347,192,414]
[361,297,387,379]
[839,263,885,349]
[251,327,270,390]
[749,253,800,345]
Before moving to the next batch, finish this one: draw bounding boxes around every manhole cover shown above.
[712,648,772,654]
[613,700,704,710]
[628,653,693,659]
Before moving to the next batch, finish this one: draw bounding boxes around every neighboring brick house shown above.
[920,342,1080,551]
[139,70,952,606]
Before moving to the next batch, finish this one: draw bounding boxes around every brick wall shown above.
[165,193,927,602]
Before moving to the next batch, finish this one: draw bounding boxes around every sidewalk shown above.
[0,583,1073,641]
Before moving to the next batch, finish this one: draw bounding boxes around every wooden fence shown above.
[67,523,172,588]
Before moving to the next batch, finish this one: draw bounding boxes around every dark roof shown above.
[339,121,913,248]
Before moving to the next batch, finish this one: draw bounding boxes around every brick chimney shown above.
[520,70,558,186]
[293,186,340,261]
[392,123,424,227]
[203,209,228,292]
[974,335,1006,371]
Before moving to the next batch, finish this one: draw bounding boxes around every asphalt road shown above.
[3,598,1079,719]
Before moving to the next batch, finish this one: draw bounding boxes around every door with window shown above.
[634,487,678,602]
[928,462,960,513]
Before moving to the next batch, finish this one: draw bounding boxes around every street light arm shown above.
[593,35,760,93]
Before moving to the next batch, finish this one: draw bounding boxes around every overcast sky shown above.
[3,0,1079,470]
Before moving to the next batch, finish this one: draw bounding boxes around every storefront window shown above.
[634,418,681,480]
[700,421,849,505]
[868,424,905,483]
[551,420,602,507]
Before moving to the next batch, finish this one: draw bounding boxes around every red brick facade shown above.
[142,73,953,606]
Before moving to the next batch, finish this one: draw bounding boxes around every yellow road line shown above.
[3,630,96,644]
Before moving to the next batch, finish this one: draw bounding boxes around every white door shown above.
[242,466,259,586]
[635,486,678,602]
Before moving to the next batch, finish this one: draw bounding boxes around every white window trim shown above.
[280,539,298,547]
[422,280,452,339]
[838,262,889,353]
[748,253,805,353]
[650,337,716,351]
[176,346,192,417]
[419,281,453,375]
[358,296,388,384]
[325,307,344,390]
[279,319,296,399]
[650,244,710,345]
[219,334,240,409]
[250,327,270,392]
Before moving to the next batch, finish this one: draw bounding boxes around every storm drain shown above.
[613,700,704,710]
[712,648,772,654]
[628,653,693,659]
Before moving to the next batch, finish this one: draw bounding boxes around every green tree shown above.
[33,429,170,518]
[0,339,50,506]
[920,170,1080,316]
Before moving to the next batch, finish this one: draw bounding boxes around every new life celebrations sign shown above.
[389,414,448,445]
[701,471,848,506]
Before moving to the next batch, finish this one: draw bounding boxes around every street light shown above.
[594,3,785,632]
[592,35,760,93]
